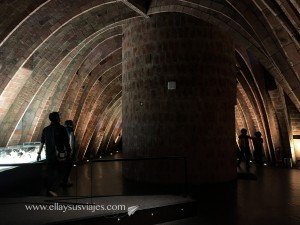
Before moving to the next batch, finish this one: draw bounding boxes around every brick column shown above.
[122,13,236,184]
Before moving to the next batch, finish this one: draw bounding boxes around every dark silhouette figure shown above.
[62,120,76,186]
[37,112,71,196]
[238,128,252,168]
[252,131,264,166]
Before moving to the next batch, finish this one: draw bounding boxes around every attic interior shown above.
[0,0,299,225]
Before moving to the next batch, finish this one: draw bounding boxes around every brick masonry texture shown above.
[0,0,299,164]
[122,13,237,184]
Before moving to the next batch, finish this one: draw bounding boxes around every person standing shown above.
[252,131,264,166]
[238,128,252,168]
[37,112,71,196]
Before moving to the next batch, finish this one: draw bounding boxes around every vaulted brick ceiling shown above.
[0,0,299,160]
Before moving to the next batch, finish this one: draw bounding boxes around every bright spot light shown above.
[0,143,45,172]
[151,213,154,216]
[73,164,77,167]
[110,153,113,155]
[294,139,300,159]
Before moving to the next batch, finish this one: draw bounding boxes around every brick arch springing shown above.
[88,99,122,157]
[0,0,49,44]
[31,31,123,144]
[236,49,276,158]
[67,37,122,124]
[236,91,257,136]
[148,0,300,111]
[108,114,122,149]
[100,108,122,153]
[31,57,122,159]
[62,54,122,158]
[72,58,122,124]
[7,26,123,145]
[235,104,248,134]
[58,49,122,125]
[236,85,269,156]
[236,46,292,160]
[235,101,252,146]
[0,1,137,146]
[74,65,122,142]
[88,99,121,156]
[78,90,122,159]
[92,99,122,156]
[0,0,130,97]
[0,0,298,165]
[27,32,121,140]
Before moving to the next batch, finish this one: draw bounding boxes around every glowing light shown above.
[293,139,300,159]
[151,213,154,216]
[110,153,113,155]
[114,135,120,143]
[0,143,45,172]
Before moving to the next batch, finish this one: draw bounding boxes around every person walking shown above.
[238,128,252,168]
[37,112,71,196]
[252,131,264,166]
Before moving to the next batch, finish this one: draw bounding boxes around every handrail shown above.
[0,156,186,166]
[0,161,46,166]
[91,156,186,163]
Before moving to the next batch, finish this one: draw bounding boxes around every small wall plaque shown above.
[167,81,176,90]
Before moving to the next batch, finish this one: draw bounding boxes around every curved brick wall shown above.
[122,13,236,184]
[0,0,298,163]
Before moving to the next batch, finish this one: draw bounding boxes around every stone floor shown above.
[0,155,300,225]
[167,164,300,225]
[0,195,194,225]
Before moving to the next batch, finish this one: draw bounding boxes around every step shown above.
[0,195,197,225]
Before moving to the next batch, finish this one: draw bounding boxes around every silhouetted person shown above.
[252,131,264,166]
[37,112,71,196]
[238,128,252,168]
[62,120,76,186]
